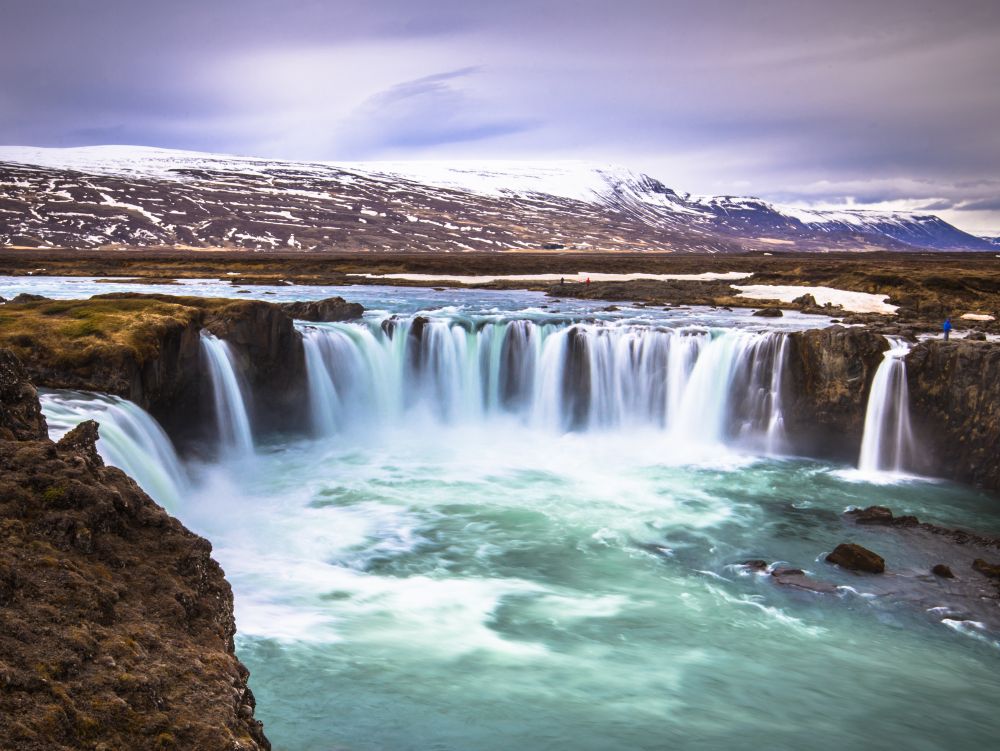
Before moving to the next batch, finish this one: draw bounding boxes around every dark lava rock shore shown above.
[0,348,270,750]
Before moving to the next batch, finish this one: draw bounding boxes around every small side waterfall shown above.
[300,317,791,449]
[200,333,255,456]
[858,337,916,474]
[40,391,188,508]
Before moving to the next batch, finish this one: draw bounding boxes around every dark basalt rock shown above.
[770,567,839,593]
[848,506,894,525]
[0,349,47,441]
[932,563,955,578]
[847,506,920,528]
[0,348,270,750]
[783,326,888,460]
[752,307,783,317]
[9,293,49,303]
[56,419,103,469]
[279,296,364,322]
[972,558,1000,580]
[906,339,1000,489]
[826,543,886,573]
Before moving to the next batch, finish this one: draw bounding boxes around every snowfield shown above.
[732,284,899,314]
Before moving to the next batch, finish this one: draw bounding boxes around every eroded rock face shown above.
[0,349,47,441]
[906,339,1000,490]
[204,300,307,435]
[279,297,364,323]
[783,326,888,459]
[0,348,270,751]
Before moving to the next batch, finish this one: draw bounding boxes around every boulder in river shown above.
[752,307,783,317]
[848,506,894,525]
[771,567,839,593]
[931,564,955,578]
[972,558,1000,580]
[826,543,885,573]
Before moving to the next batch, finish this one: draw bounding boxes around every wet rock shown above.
[0,349,47,441]
[752,307,783,317]
[932,564,955,578]
[826,543,885,573]
[772,567,805,576]
[203,299,308,435]
[965,331,987,341]
[279,297,364,322]
[793,293,818,307]
[906,339,1000,489]
[972,558,1000,580]
[847,506,921,527]
[409,315,430,342]
[783,327,888,460]
[9,293,49,303]
[848,506,894,525]
[771,567,839,593]
[741,559,769,571]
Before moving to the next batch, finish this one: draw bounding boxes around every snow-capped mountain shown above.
[0,145,991,253]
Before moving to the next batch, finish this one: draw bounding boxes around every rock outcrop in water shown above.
[0,348,270,751]
[905,339,1000,489]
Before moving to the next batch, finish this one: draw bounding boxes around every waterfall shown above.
[858,337,916,474]
[200,333,255,456]
[39,390,188,508]
[300,317,790,448]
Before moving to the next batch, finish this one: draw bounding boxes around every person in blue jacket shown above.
[943,317,952,341]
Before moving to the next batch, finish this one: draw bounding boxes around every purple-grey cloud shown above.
[1,0,999,233]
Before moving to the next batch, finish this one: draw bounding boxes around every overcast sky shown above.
[2,0,999,234]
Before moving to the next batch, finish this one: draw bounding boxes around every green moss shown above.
[41,485,66,503]
[0,293,242,371]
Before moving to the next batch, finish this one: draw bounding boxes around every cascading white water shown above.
[858,337,916,474]
[200,333,255,456]
[300,317,789,448]
[39,390,188,508]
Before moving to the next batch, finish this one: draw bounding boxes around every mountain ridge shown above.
[0,145,992,253]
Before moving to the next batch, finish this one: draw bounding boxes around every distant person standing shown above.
[943,317,952,341]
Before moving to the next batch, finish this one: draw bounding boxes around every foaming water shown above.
[191,425,1000,751]
[200,332,255,456]
[40,390,188,508]
[858,337,916,475]
[300,317,789,451]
